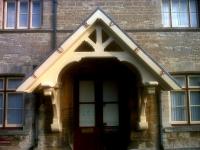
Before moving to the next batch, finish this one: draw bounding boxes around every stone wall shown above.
[161,91,200,149]
[0,0,199,150]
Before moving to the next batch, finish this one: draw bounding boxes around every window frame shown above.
[161,0,199,28]
[170,74,200,125]
[0,92,4,128]
[169,90,188,124]
[18,0,30,29]
[3,0,42,29]
[0,76,24,129]
[6,77,24,90]
[5,92,24,127]
[0,78,4,90]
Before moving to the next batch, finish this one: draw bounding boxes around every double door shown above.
[74,80,125,150]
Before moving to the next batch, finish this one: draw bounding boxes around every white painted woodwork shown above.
[17,9,180,93]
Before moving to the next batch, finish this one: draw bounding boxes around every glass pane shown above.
[32,14,41,28]
[180,0,188,12]
[172,107,187,121]
[19,14,28,27]
[190,0,198,13]
[20,1,28,14]
[7,109,23,124]
[172,13,179,27]
[0,93,3,108]
[0,110,2,125]
[190,91,200,105]
[79,104,95,127]
[171,91,187,121]
[179,12,189,27]
[0,93,3,124]
[7,78,22,89]
[7,1,16,28]
[189,76,200,87]
[172,0,179,13]
[190,13,198,27]
[0,79,3,89]
[190,106,200,121]
[171,91,186,106]
[103,104,119,126]
[32,0,41,14]
[79,81,95,102]
[7,93,23,108]
[173,76,186,87]
[162,13,170,27]
[103,81,118,102]
[162,0,170,12]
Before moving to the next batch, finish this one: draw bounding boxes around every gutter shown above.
[51,0,57,50]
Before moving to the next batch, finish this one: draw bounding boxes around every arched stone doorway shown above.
[59,58,142,150]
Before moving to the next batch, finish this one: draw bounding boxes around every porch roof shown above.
[17,8,180,92]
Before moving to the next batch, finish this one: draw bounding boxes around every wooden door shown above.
[74,80,126,150]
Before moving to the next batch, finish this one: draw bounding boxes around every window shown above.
[4,0,42,29]
[0,77,24,128]
[162,0,199,27]
[171,75,200,124]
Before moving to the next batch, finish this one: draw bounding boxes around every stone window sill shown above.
[163,125,200,132]
[0,129,29,135]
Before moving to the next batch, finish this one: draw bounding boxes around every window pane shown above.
[7,93,23,109]
[7,1,16,28]
[171,91,187,121]
[189,76,200,87]
[190,91,200,105]
[190,106,200,121]
[0,93,3,124]
[172,0,179,13]
[190,91,200,121]
[190,12,198,27]
[172,13,179,27]
[173,76,186,87]
[32,14,41,28]
[103,81,118,102]
[179,12,189,27]
[32,0,41,28]
[79,81,95,102]
[32,0,41,14]
[0,110,2,125]
[0,93,3,108]
[162,0,170,12]
[7,78,22,89]
[103,104,119,126]
[190,0,198,13]
[162,13,170,27]
[180,0,188,12]
[79,104,95,127]
[19,14,28,27]
[0,79,3,89]
[20,1,28,14]
[7,109,23,124]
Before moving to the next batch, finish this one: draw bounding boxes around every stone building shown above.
[0,0,200,150]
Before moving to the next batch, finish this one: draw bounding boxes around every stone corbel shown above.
[43,86,61,132]
[138,82,158,130]
[138,92,148,130]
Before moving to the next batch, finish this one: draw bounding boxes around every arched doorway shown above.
[59,58,141,150]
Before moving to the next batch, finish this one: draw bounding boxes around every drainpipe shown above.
[51,0,57,50]
[157,87,164,150]
[29,93,39,150]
